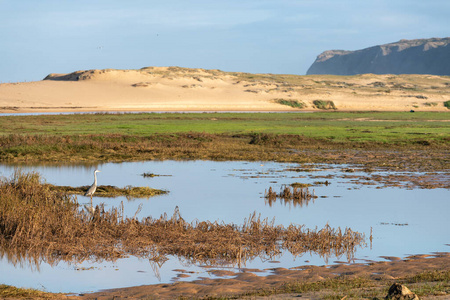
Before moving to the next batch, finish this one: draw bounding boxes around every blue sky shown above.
[1,0,449,82]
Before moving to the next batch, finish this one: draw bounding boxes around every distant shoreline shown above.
[0,110,315,116]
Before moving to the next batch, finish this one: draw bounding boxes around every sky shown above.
[1,0,449,82]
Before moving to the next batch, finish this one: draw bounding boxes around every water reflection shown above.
[0,160,448,293]
[0,185,365,272]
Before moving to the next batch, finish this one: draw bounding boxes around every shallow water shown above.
[0,111,309,117]
[0,160,448,294]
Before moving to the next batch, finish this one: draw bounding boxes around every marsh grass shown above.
[265,186,317,201]
[233,276,380,299]
[290,182,313,188]
[0,284,60,299]
[0,131,448,174]
[265,186,318,208]
[47,184,167,199]
[235,270,450,300]
[0,130,448,178]
[0,112,449,167]
[0,171,365,268]
[1,112,449,138]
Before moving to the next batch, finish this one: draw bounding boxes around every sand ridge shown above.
[1,66,449,113]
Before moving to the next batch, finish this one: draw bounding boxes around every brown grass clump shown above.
[290,182,313,188]
[0,171,365,268]
[0,284,63,299]
[265,186,318,208]
[141,172,171,178]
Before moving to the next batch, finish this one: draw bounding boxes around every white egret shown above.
[85,169,101,200]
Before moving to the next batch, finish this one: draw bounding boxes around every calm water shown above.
[0,160,448,294]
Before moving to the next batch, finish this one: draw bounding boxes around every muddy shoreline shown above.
[78,253,450,299]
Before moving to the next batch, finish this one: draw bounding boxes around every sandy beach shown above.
[1,67,449,113]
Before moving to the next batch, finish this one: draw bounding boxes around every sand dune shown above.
[1,66,449,113]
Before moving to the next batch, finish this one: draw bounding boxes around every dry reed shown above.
[0,133,448,175]
[265,186,318,208]
[0,171,365,269]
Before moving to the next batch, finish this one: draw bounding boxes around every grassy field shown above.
[0,112,448,170]
[0,111,449,141]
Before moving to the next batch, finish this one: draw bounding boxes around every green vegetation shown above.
[405,269,450,283]
[444,100,450,109]
[273,98,306,109]
[0,112,448,171]
[0,111,448,140]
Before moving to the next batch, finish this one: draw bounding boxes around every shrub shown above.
[273,99,306,109]
[313,100,337,110]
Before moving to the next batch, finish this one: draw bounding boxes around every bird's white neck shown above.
[94,172,98,185]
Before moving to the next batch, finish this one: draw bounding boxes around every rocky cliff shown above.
[307,38,450,75]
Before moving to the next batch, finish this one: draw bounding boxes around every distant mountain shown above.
[307,38,450,75]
